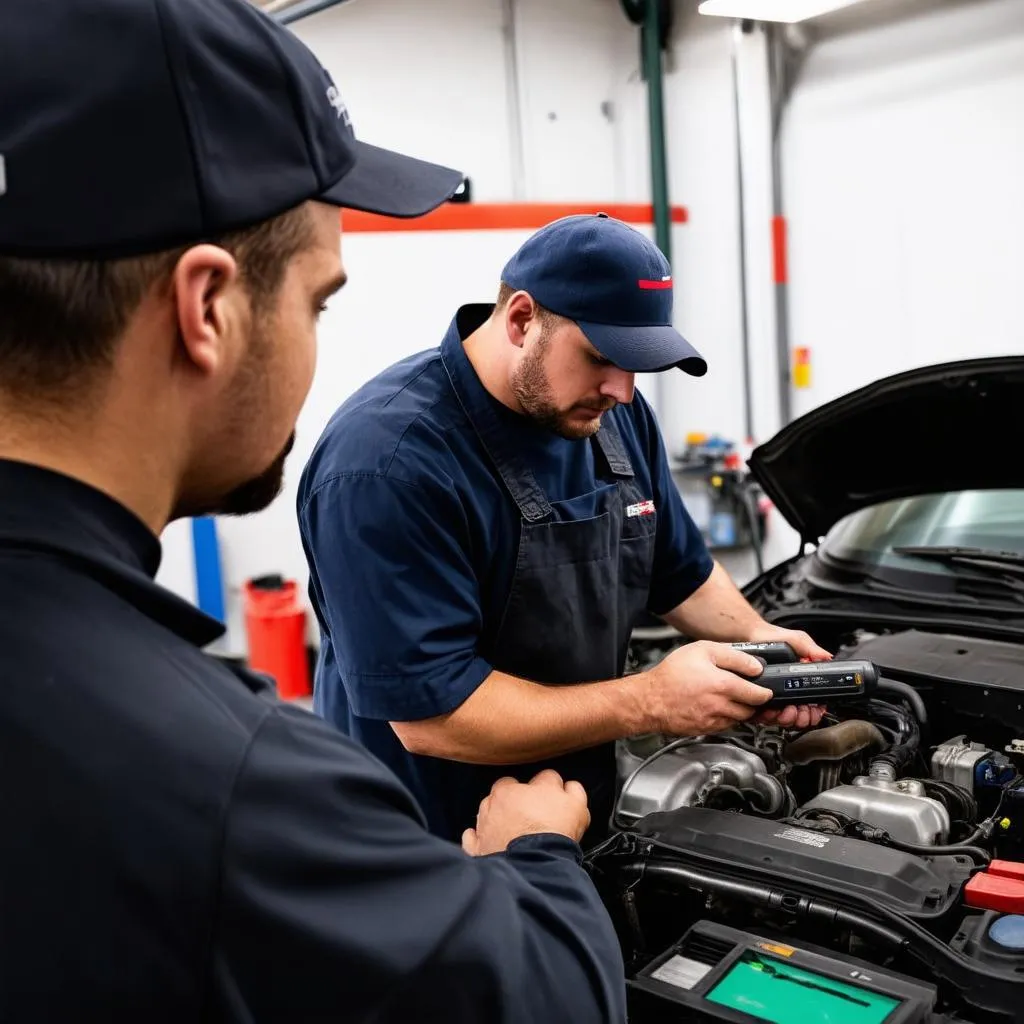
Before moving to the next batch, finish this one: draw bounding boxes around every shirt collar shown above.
[0,458,224,647]
[439,303,495,419]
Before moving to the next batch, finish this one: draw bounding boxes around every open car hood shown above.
[747,356,1024,543]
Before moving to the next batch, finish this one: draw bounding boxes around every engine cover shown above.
[629,806,972,919]
[800,775,951,845]
[615,742,787,826]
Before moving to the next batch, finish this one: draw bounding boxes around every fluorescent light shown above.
[698,0,868,23]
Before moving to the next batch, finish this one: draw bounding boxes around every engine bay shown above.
[590,628,1024,1022]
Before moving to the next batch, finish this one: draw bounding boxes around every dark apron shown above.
[443,350,658,848]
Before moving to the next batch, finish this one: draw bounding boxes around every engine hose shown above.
[871,715,921,773]
[863,698,912,733]
[784,719,887,766]
[704,784,747,808]
[870,834,991,866]
[632,860,908,952]
[705,784,777,816]
[923,780,978,826]
[794,808,990,864]
[876,678,928,728]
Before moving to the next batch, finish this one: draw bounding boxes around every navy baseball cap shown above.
[0,0,465,258]
[500,213,707,376]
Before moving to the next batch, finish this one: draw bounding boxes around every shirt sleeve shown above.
[298,472,492,721]
[213,705,627,1024]
[636,398,715,615]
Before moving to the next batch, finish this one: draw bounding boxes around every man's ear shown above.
[172,245,242,376]
[503,291,539,349]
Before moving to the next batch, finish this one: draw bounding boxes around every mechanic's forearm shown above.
[661,560,768,640]
[391,669,652,764]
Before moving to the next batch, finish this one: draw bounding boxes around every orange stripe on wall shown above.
[772,215,788,285]
[341,202,688,234]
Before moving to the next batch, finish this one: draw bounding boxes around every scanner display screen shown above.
[706,952,900,1024]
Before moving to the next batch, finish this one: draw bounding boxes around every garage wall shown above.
[782,0,1024,417]
[157,0,682,655]
[161,0,1024,657]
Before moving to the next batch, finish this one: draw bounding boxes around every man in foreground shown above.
[299,213,830,847]
[0,1,626,1020]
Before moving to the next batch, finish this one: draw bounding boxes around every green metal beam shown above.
[642,0,672,265]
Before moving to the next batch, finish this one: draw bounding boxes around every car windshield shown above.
[819,490,1024,577]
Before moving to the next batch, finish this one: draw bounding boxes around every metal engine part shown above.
[931,735,994,791]
[800,771,951,846]
[615,741,788,826]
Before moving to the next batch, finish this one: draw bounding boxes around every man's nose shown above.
[600,369,635,406]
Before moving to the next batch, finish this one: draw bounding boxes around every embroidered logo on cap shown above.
[626,500,656,517]
[326,85,352,125]
[638,275,672,290]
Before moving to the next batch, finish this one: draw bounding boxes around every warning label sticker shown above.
[650,955,712,990]
[772,827,830,848]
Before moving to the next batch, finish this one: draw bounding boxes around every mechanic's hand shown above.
[644,640,774,736]
[756,704,827,730]
[747,622,832,662]
[745,623,830,729]
[462,769,591,857]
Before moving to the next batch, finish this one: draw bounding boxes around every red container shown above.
[243,575,312,700]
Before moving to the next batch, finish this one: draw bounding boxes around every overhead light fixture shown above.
[697,0,868,23]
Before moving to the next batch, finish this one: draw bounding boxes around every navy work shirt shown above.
[0,458,626,1022]
[298,304,714,838]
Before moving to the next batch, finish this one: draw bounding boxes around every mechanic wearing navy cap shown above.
[299,213,832,848]
[0,1,629,1021]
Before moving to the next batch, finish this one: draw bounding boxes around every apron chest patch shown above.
[626,499,656,518]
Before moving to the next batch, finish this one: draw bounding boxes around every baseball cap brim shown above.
[320,139,465,218]
[576,320,708,377]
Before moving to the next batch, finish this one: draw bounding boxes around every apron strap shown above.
[592,419,635,479]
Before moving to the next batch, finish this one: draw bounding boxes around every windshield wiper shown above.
[888,544,1024,598]
[893,545,1024,573]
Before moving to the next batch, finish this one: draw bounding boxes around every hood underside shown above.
[747,356,1024,542]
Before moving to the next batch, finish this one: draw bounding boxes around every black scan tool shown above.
[729,641,800,665]
[750,659,879,708]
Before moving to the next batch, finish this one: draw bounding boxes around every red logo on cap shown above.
[639,276,672,290]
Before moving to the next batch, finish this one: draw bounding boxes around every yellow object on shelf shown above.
[793,346,811,389]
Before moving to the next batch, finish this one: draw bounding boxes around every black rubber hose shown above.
[634,860,909,951]
[872,835,990,866]
[876,677,928,727]
[797,808,991,865]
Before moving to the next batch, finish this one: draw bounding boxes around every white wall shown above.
[783,0,1024,417]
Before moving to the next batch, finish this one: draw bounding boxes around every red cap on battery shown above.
[965,862,1024,914]
[989,861,1024,881]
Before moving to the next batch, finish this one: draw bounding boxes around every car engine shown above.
[588,628,1024,1023]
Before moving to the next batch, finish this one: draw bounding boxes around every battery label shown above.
[650,955,712,990]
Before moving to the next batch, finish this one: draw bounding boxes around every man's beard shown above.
[174,307,299,519]
[216,429,296,516]
[510,342,614,440]
[175,429,296,520]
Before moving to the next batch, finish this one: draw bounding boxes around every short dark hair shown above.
[0,204,313,399]
[495,281,561,330]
